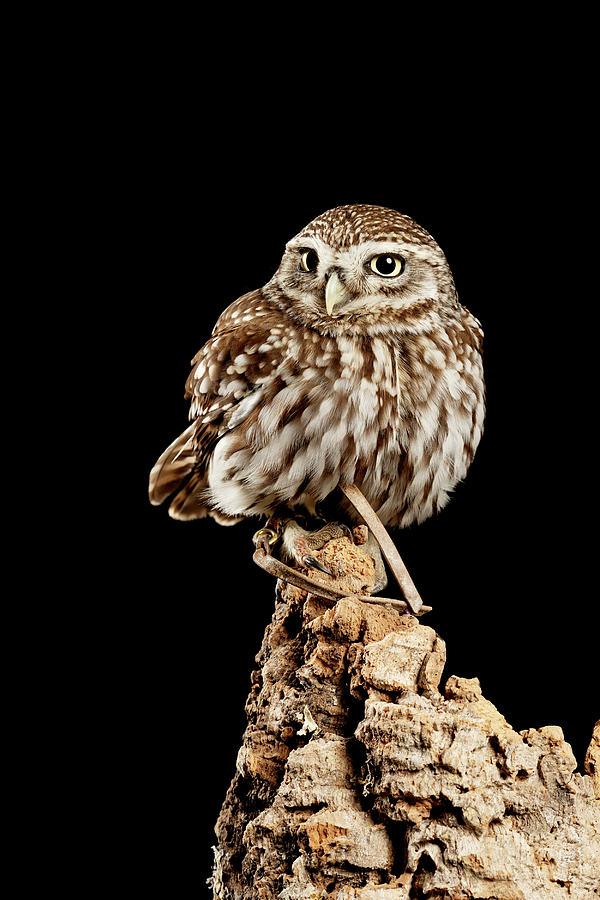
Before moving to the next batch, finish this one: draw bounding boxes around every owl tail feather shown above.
[148,424,206,516]
[149,423,244,523]
[167,468,210,521]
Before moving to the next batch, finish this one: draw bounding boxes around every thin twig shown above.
[339,483,425,616]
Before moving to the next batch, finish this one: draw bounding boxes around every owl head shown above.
[265,204,458,335]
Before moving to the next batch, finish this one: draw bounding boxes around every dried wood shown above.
[211,530,599,899]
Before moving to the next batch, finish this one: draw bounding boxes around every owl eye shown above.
[299,249,319,272]
[369,254,405,277]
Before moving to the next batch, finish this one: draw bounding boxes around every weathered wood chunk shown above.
[211,534,599,899]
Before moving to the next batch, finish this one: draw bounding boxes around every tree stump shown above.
[210,531,600,899]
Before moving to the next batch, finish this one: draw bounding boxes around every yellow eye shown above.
[299,249,319,272]
[369,254,404,277]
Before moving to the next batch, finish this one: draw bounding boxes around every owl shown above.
[149,204,485,558]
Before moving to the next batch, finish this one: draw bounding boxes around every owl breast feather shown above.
[192,300,484,528]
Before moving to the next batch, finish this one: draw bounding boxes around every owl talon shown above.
[281,520,353,567]
[302,555,334,576]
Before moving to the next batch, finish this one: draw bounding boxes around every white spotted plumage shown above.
[149,204,485,529]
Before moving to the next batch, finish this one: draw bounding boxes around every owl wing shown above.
[149,290,286,520]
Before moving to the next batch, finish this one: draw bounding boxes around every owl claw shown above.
[302,555,334,576]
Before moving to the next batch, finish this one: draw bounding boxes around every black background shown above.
[80,48,598,894]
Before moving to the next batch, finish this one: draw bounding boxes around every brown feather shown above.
[148,424,196,506]
[149,206,485,530]
[168,469,210,520]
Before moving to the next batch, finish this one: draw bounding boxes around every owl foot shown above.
[276,518,387,595]
[280,520,354,575]
[252,520,429,615]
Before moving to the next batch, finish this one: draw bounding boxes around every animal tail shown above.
[148,424,208,520]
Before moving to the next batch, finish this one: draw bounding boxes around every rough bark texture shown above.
[211,534,600,899]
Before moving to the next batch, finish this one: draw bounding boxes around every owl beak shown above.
[325,271,350,316]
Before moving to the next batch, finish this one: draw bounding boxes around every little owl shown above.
[149,204,485,569]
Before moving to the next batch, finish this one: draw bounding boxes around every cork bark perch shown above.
[210,529,600,899]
